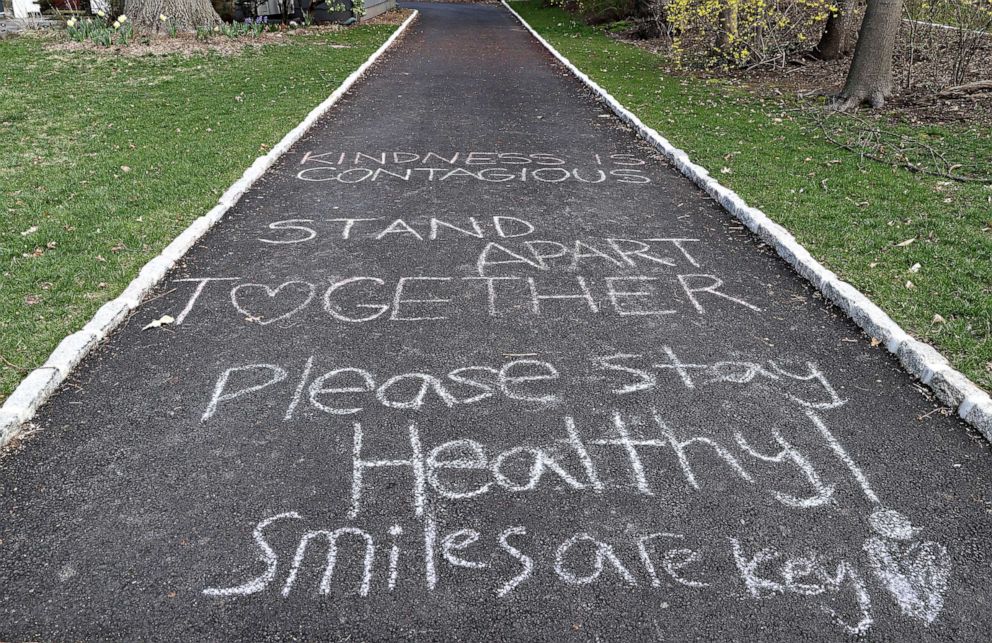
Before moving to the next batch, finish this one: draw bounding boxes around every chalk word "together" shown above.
[172,273,759,327]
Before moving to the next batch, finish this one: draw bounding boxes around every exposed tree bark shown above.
[835,0,903,109]
[631,0,669,38]
[716,2,738,54]
[632,0,671,40]
[124,0,221,31]
[814,0,857,60]
[633,0,653,18]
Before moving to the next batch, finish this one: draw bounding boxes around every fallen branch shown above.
[805,107,992,183]
[938,80,992,97]
[0,354,29,373]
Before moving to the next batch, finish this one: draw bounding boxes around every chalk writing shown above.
[230,281,316,326]
[204,508,946,635]
[295,151,653,184]
[864,509,951,624]
[179,143,957,638]
[258,216,537,244]
[170,274,759,326]
[336,409,874,519]
[199,349,845,422]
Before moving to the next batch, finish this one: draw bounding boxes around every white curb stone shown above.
[43,331,101,378]
[0,10,421,449]
[219,171,261,207]
[4,369,60,418]
[137,256,176,286]
[161,217,213,262]
[0,409,24,444]
[501,0,992,437]
[84,299,132,338]
[203,204,230,226]
[896,340,950,385]
[961,393,992,440]
[930,368,984,409]
[117,279,152,310]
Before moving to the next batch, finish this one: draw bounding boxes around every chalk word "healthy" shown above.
[340,410,844,518]
[201,401,869,520]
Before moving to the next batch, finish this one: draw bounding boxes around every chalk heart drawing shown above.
[231,281,316,326]
[864,509,952,624]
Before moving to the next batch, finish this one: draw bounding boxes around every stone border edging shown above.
[501,0,992,439]
[0,9,420,448]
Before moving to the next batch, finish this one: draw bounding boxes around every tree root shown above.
[829,91,887,112]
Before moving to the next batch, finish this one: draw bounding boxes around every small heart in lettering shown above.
[230,281,315,326]
[865,510,952,624]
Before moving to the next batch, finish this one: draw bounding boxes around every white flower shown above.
[113,20,121,29]
[160,14,167,21]
[119,15,127,22]
[97,10,105,17]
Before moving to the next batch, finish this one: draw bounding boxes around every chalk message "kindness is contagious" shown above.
[295,151,653,184]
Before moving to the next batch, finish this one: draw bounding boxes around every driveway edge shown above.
[0,10,420,448]
[501,0,992,439]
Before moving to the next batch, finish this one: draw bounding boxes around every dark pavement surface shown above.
[2,3,992,639]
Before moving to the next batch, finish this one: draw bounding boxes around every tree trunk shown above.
[716,3,738,54]
[124,0,222,31]
[836,0,903,109]
[814,0,857,60]
[632,0,671,40]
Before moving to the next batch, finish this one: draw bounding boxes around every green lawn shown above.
[0,22,401,402]
[512,0,992,393]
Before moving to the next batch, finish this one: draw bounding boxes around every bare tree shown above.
[124,0,222,31]
[631,0,673,40]
[814,0,857,60]
[716,2,738,54]
[835,0,903,108]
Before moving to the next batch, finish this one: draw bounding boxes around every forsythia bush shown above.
[666,0,836,67]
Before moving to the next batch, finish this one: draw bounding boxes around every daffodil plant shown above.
[160,14,179,38]
[64,12,133,47]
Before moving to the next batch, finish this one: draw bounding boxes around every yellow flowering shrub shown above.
[665,0,836,68]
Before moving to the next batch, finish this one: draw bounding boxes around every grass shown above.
[0,22,401,402]
[512,0,992,392]
[905,0,992,30]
